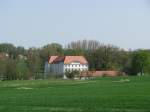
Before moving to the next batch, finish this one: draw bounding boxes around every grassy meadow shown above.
[0,76,150,112]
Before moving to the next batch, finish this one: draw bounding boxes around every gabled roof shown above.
[48,56,88,64]
[53,56,65,63]
[48,56,58,63]
[64,56,88,64]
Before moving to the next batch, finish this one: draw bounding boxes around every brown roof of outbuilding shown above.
[80,71,124,77]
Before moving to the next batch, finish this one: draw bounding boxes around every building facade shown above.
[44,56,88,78]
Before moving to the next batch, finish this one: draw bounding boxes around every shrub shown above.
[65,70,80,79]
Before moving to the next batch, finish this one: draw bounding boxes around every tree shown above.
[39,43,63,62]
[16,46,27,56]
[0,43,17,59]
[16,58,29,80]
[65,39,129,71]
[27,48,43,79]
[5,59,17,80]
[131,50,150,75]
[0,59,7,79]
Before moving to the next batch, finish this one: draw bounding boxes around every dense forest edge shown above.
[0,39,149,80]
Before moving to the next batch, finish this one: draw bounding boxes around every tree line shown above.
[0,40,150,80]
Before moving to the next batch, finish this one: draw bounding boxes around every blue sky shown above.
[0,0,150,49]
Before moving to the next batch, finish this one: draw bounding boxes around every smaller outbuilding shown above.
[80,71,125,79]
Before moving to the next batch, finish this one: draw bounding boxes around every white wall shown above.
[64,62,88,72]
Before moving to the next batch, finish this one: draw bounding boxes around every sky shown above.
[0,0,150,49]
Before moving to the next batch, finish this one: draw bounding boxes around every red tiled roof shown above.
[49,56,58,63]
[64,56,88,64]
[48,56,88,64]
[53,56,65,63]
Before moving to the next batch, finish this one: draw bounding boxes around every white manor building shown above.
[44,56,89,78]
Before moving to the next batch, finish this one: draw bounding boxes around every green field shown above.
[0,76,150,112]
